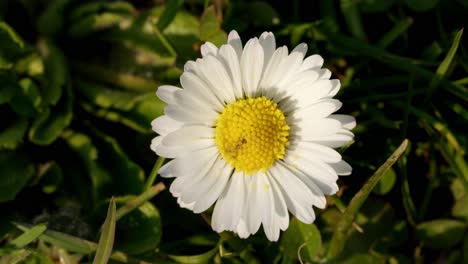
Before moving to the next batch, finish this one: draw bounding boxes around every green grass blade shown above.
[326,139,409,259]
[117,182,166,221]
[9,223,47,248]
[340,0,366,39]
[15,223,96,254]
[93,197,116,264]
[378,17,413,48]
[427,28,464,97]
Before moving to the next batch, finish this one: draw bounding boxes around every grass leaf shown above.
[93,198,116,264]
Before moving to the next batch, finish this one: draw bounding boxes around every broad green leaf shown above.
[76,80,149,111]
[9,223,47,248]
[93,198,116,264]
[37,0,70,36]
[29,79,72,145]
[10,78,42,117]
[37,40,67,105]
[0,21,25,60]
[61,131,112,201]
[81,95,165,133]
[452,195,468,221]
[0,118,28,150]
[280,218,321,262]
[405,0,439,12]
[199,6,227,46]
[0,151,34,202]
[416,219,466,249]
[168,246,218,264]
[157,0,184,30]
[69,1,135,22]
[68,1,135,38]
[69,13,132,38]
[163,9,200,58]
[112,196,162,254]
[0,21,23,48]
[0,72,18,104]
[88,126,145,195]
[72,62,158,92]
[373,167,397,195]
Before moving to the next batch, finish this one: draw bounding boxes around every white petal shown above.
[268,173,290,230]
[241,38,264,97]
[165,104,215,125]
[197,56,235,103]
[270,164,315,223]
[206,55,236,102]
[212,171,247,232]
[236,218,250,238]
[309,130,354,148]
[278,161,327,209]
[159,159,175,178]
[284,154,339,195]
[156,85,180,104]
[318,69,332,79]
[291,118,342,138]
[329,114,356,130]
[326,79,341,97]
[259,32,276,67]
[330,160,352,176]
[200,42,218,57]
[218,44,243,99]
[151,115,182,136]
[170,147,218,176]
[228,30,243,58]
[289,142,342,163]
[162,126,214,147]
[261,174,281,241]
[180,72,224,111]
[179,157,227,206]
[288,99,342,121]
[260,46,288,97]
[244,173,262,234]
[273,51,305,92]
[151,136,177,158]
[283,79,335,111]
[193,164,232,213]
[299,54,324,72]
[292,43,308,57]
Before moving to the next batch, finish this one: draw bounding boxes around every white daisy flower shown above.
[151,30,355,241]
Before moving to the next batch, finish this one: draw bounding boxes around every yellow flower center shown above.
[215,96,290,174]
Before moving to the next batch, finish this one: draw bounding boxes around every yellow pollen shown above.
[215,96,290,175]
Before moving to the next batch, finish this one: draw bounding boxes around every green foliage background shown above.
[0,0,467,263]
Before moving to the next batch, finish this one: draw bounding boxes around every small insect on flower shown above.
[151,31,355,241]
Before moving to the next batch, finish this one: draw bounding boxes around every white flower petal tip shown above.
[151,31,355,242]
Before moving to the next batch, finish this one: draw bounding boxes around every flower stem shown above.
[326,139,409,259]
[145,156,165,190]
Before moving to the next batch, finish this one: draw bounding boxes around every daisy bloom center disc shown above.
[151,30,356,241]
[215,96,289,174]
